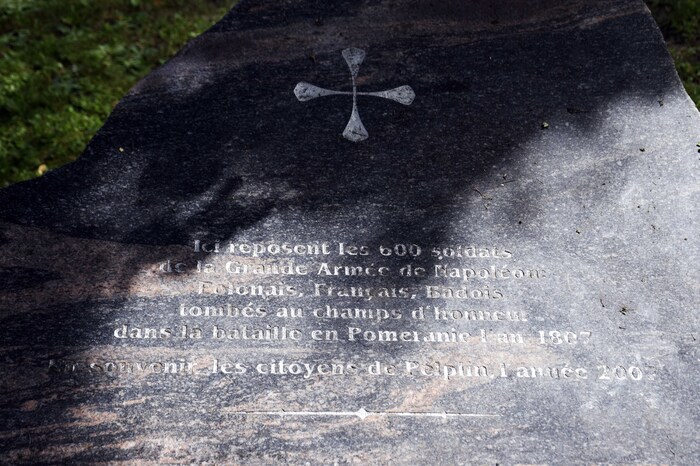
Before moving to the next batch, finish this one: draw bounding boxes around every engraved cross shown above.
[294,48,415,142]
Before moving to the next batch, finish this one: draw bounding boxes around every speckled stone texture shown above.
[1,0,698,463]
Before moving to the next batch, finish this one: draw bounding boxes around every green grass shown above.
[646,0,700,107]
[0,1,697,187]
[0,0,231,187]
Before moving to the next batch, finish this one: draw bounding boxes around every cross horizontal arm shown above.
[295,82,416,106]
[294,82,351,101]
[357,85,415,105]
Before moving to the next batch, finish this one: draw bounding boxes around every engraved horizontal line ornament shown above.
[294,47,415,142]
[236,408,499,420]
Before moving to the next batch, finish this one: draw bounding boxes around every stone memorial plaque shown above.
[1,0,698,463]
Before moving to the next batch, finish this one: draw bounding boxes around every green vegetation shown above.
[0,1,697,187]
[646,0,700,107]
[0,0,231,187]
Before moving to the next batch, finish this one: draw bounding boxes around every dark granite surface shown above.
[0,0,698,463]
